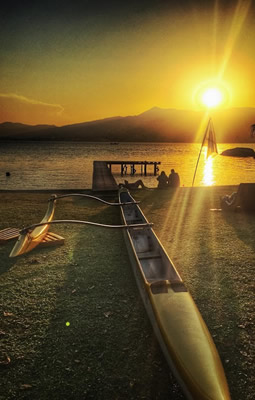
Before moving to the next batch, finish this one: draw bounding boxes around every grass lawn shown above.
[0,187,254,400]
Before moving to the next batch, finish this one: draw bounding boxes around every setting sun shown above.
[193,79,231,111]
[202,88,223,108]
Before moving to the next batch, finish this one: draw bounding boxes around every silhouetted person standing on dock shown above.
[168,169,180,187]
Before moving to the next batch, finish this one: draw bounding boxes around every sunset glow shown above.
[0,1,254,126]
[202,88,223,109]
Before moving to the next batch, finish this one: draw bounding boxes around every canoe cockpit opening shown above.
[131,231,153,253]
[141,258,173,282]
[124,206,144,225]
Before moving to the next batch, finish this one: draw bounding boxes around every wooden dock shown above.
[106,160,161,176]
[92,161,119,192]
[92,160,161,192]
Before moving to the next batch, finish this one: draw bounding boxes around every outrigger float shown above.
[9,193,142,258]
[9,190,231,399]
[10,195,57,257]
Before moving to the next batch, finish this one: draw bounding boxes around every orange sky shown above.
[0,0,254,126]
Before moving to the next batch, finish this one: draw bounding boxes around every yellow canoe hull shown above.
[119,188,230,399]
[148,285,230,399]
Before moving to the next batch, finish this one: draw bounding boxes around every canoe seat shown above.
[126,219,144,224]
[170,280,187,292]
[139,252,161,260]
[149,279,169,294]
[148,276,187,294]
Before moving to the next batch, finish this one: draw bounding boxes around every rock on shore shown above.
[221,147,255,157]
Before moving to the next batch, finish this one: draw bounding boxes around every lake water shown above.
[0,141,255,190]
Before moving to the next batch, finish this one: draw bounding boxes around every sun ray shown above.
[193,111,210,146]
[211,0,219,72]
[218,0,252,79]
[160,189,193,258]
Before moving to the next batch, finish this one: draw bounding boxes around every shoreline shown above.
[0,184,239,193]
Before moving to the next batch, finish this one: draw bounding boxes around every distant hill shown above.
[0,107,255,142]
[0,122,57,139]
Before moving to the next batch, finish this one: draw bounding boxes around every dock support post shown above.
[121,164,127,175]
[144,162,147,176]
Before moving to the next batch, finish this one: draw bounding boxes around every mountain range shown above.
[0,107,255,142]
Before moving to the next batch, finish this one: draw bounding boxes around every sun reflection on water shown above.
[202,155,215,186]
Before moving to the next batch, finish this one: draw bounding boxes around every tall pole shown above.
[191,118,211,187]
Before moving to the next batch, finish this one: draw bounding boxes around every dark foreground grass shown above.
[0,187,254,400]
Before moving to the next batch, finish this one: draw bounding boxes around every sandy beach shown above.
[0,186,254,400]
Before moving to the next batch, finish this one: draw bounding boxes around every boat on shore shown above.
[9,195,57,257]
[119,188,230,399]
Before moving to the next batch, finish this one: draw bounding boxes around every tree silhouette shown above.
[250,124,255,137]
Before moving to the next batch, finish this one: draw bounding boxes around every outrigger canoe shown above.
[9,195,57,258]
[119,188,230,400]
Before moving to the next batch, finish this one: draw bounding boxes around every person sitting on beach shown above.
[157,171,169,189]
[220,192,238,210]
[120,179,146,189]
[168,169,180,188]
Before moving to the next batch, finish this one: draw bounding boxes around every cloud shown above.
[0,92,64,115]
